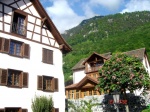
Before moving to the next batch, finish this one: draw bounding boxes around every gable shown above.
[81,81,97,88]
[0,0,71,53]
[76,76,98,88]
[83,52,107,65]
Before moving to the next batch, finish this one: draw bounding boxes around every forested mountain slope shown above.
[62,11,150,82]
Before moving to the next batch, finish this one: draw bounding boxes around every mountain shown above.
[61,11,150,82]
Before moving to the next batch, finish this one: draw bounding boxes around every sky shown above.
[40,0,150,34]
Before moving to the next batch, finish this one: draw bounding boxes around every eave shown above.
[30,0,72,53]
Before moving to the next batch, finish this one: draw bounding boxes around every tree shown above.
[97,53,150,111]
[97,53,150,94]
[31,95,53,112]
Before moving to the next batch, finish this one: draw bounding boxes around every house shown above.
[0,0,71,112]
[65,48,150,100]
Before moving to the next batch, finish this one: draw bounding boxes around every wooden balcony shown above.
[85,66,101,73]
[12,22,26,36]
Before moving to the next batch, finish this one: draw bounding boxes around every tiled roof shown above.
[65,75,98,89]
[124,48,145,60]
[65,83,78,89]
[72,58,86,70]
[71,48,146,71]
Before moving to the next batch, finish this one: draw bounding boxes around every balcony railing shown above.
[12,22,26,36]
[85,66,101,73]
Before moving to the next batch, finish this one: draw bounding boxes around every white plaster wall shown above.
[73,69,86,84]
[142,57,150,76]
[0,32,66,112]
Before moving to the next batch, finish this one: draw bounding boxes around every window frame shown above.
[0,68,28,88]
[37,75,58,92]
[0,37,30,58]
[42,48,53,64]
[11,10,28,36]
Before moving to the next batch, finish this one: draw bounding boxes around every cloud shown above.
[89,0,123,10]
[45,0,85,33]
[121,0,150,13]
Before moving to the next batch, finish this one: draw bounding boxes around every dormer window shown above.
[11,11,27,36]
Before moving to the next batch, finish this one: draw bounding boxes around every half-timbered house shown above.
[0,0,71,112]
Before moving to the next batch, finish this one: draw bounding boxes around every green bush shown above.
[31,95,53,112]
[142,109,150,112]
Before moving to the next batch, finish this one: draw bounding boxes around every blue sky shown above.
[40,0,150,33]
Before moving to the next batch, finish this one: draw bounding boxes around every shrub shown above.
[31,95,53,112]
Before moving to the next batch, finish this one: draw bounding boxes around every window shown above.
[0,108,27,112]
[42,48,53,64]
[12,11,27,36]
[84,91,87,97]
[9,40,22,56]
[54,108,59,112]
[37,75,58,92]
[0,69,28,88]
[89,90,92,96]
[71,90,74,99]
[93,90,97,95]
[0,37,30,58]
[93,74,97,78]
[76,90,79,99]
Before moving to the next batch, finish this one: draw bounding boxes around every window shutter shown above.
[54,78,58,92]
[22,109,28,112]
[48,50,53,64]
[0,37,3,51]
[54,108,59,112]
[0,69,8,86]
[42,48,47,63]
[0,109,4,112]
[19,72,23,87]
[37,76,43,90]
[23,72,28,87]
[23,43,30,58]
[51,78,55,92]
[3,38,10,53]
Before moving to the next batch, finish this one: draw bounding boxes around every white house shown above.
[0,0,71,112]
[71,48,150,86]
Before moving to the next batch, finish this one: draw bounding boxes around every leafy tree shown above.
[31,95,53,112]
[97,53,150,94]
[97,53,150,112]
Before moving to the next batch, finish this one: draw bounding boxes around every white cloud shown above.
[89,0,123,10]
[121,0,150,13]
[46,0,85,33]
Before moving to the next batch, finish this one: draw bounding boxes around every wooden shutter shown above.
[19,72,23,87]
[51,78,55,92]
[42,48,47,63]
[0,37,3,51]
[54,108,59,112]
[54,78,58,92]
[37,76,43,90]
[0,109,4,112]
[0,69,8,86]
[23,72,28,87]
[47,50,53,64]
[22,109,28,112]
[3,38,10,53]
[23,43,30,58]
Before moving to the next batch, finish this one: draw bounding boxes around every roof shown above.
[100,52,112,59]
[71,48,147,71]
[124,48,146,60]
[31,0,72,53]
[65,75,98,89]
[82,52,108,65]
[72,58,86,70]
[72,52,111,71]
